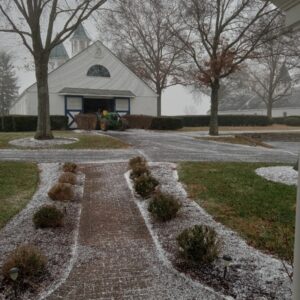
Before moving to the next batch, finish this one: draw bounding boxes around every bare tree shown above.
[247,28,300,119]
[0,0,107,139]
[97,0,185,116]
[172,0,280,135]
[0,50,18,129]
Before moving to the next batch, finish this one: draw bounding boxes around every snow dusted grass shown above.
[0,163,84,300]
[256,166,298,186]
[0,131,128,149]
[127,162,293,299]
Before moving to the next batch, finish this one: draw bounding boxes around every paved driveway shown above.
[105,130,298,164]
[0,130,297,163]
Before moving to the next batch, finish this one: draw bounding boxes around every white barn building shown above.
[10,24,157,128]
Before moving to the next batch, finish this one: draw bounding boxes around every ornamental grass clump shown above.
[58,172,77,185]
[177,225,221,264]
[63,162,77,173]
[128,156,147,169]
[134,174,159,198]
[148,191,181,221]
[130,163,150,180]
[48,183,74,201]
[33,205,64,228]
[2,245,47,282]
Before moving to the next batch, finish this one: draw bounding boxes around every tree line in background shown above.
[0,0,299,137]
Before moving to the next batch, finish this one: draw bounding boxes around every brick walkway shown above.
[47,163,222,300]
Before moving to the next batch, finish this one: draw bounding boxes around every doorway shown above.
[83,98,115,114]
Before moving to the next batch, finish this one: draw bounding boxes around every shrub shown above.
[59,172,77,185]
[134,174,159,198]
[129,156,147,169]
[150,117,183,130]
[74,113,97,130]
[123,115,154,129]
[284,117,300,126]
[63,162,77,173]
[177,115,271,127]
[2,245,47,281]
[130,163,150,180]
[33,205,64,228]
[48,183,74,201]
[148,191,181,221]
[177,225,220,264]
[0,115,67,132]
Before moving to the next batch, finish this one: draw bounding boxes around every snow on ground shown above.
[0,163,84,300]
[9,137,78,148]
[126,163,292,300]
[256,166,298,186]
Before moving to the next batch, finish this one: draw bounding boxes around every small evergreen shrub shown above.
[134,174,159,198]
[63,162,77,173]
[129,156,147,169]
[59,172,77,185]
[130,163,150,180]
[148,191,181,221]
[33,205,64,228]
[2,245,47,281]
[177,225,220,264]
[48,183,74,201]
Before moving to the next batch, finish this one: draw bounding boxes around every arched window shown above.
[87,65,111,77]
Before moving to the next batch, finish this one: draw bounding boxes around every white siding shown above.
[12,41,157,116]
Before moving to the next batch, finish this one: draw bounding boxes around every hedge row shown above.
[176,115,271,127]
[272,116,300,126]
[124,115,183,130]
[0,115,68,132]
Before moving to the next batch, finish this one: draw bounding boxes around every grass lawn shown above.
[0,162,39,229]
[196,136,273,148]
[179,162,296,260]
[0,131,128,149]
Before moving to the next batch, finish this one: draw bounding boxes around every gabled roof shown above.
[17,41,157,101]
[50,43,69,59]
[59,87,135,98]
[70,23,91,41]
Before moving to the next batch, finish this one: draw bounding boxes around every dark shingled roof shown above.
[59,87,136,98]
[50,43,69,59]
[70,23,91,41]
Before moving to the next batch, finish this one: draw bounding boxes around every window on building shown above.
[87,65,111,77]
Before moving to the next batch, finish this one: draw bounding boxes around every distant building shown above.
[10,24,157,128]
[271,1,300,29]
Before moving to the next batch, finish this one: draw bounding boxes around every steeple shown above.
[70,23,91,56]
[49,43,69,71]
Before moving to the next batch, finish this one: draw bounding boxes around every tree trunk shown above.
[157,89,162,117]
[209,80,220,136]
[34,55,53,140]
[267,101,272,120]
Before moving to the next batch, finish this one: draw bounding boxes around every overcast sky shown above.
[0,19,210,116]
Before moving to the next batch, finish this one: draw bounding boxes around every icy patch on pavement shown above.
[126,163,292,299]
[256,166,298,186]
[9,137,78,148]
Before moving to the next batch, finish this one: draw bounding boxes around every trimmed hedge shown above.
[0,115,67,132]
[177,115,271,127]
[124,114,183,130]
[272,116,300,126]
[150,117,183,130]
[123,115,154,129]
